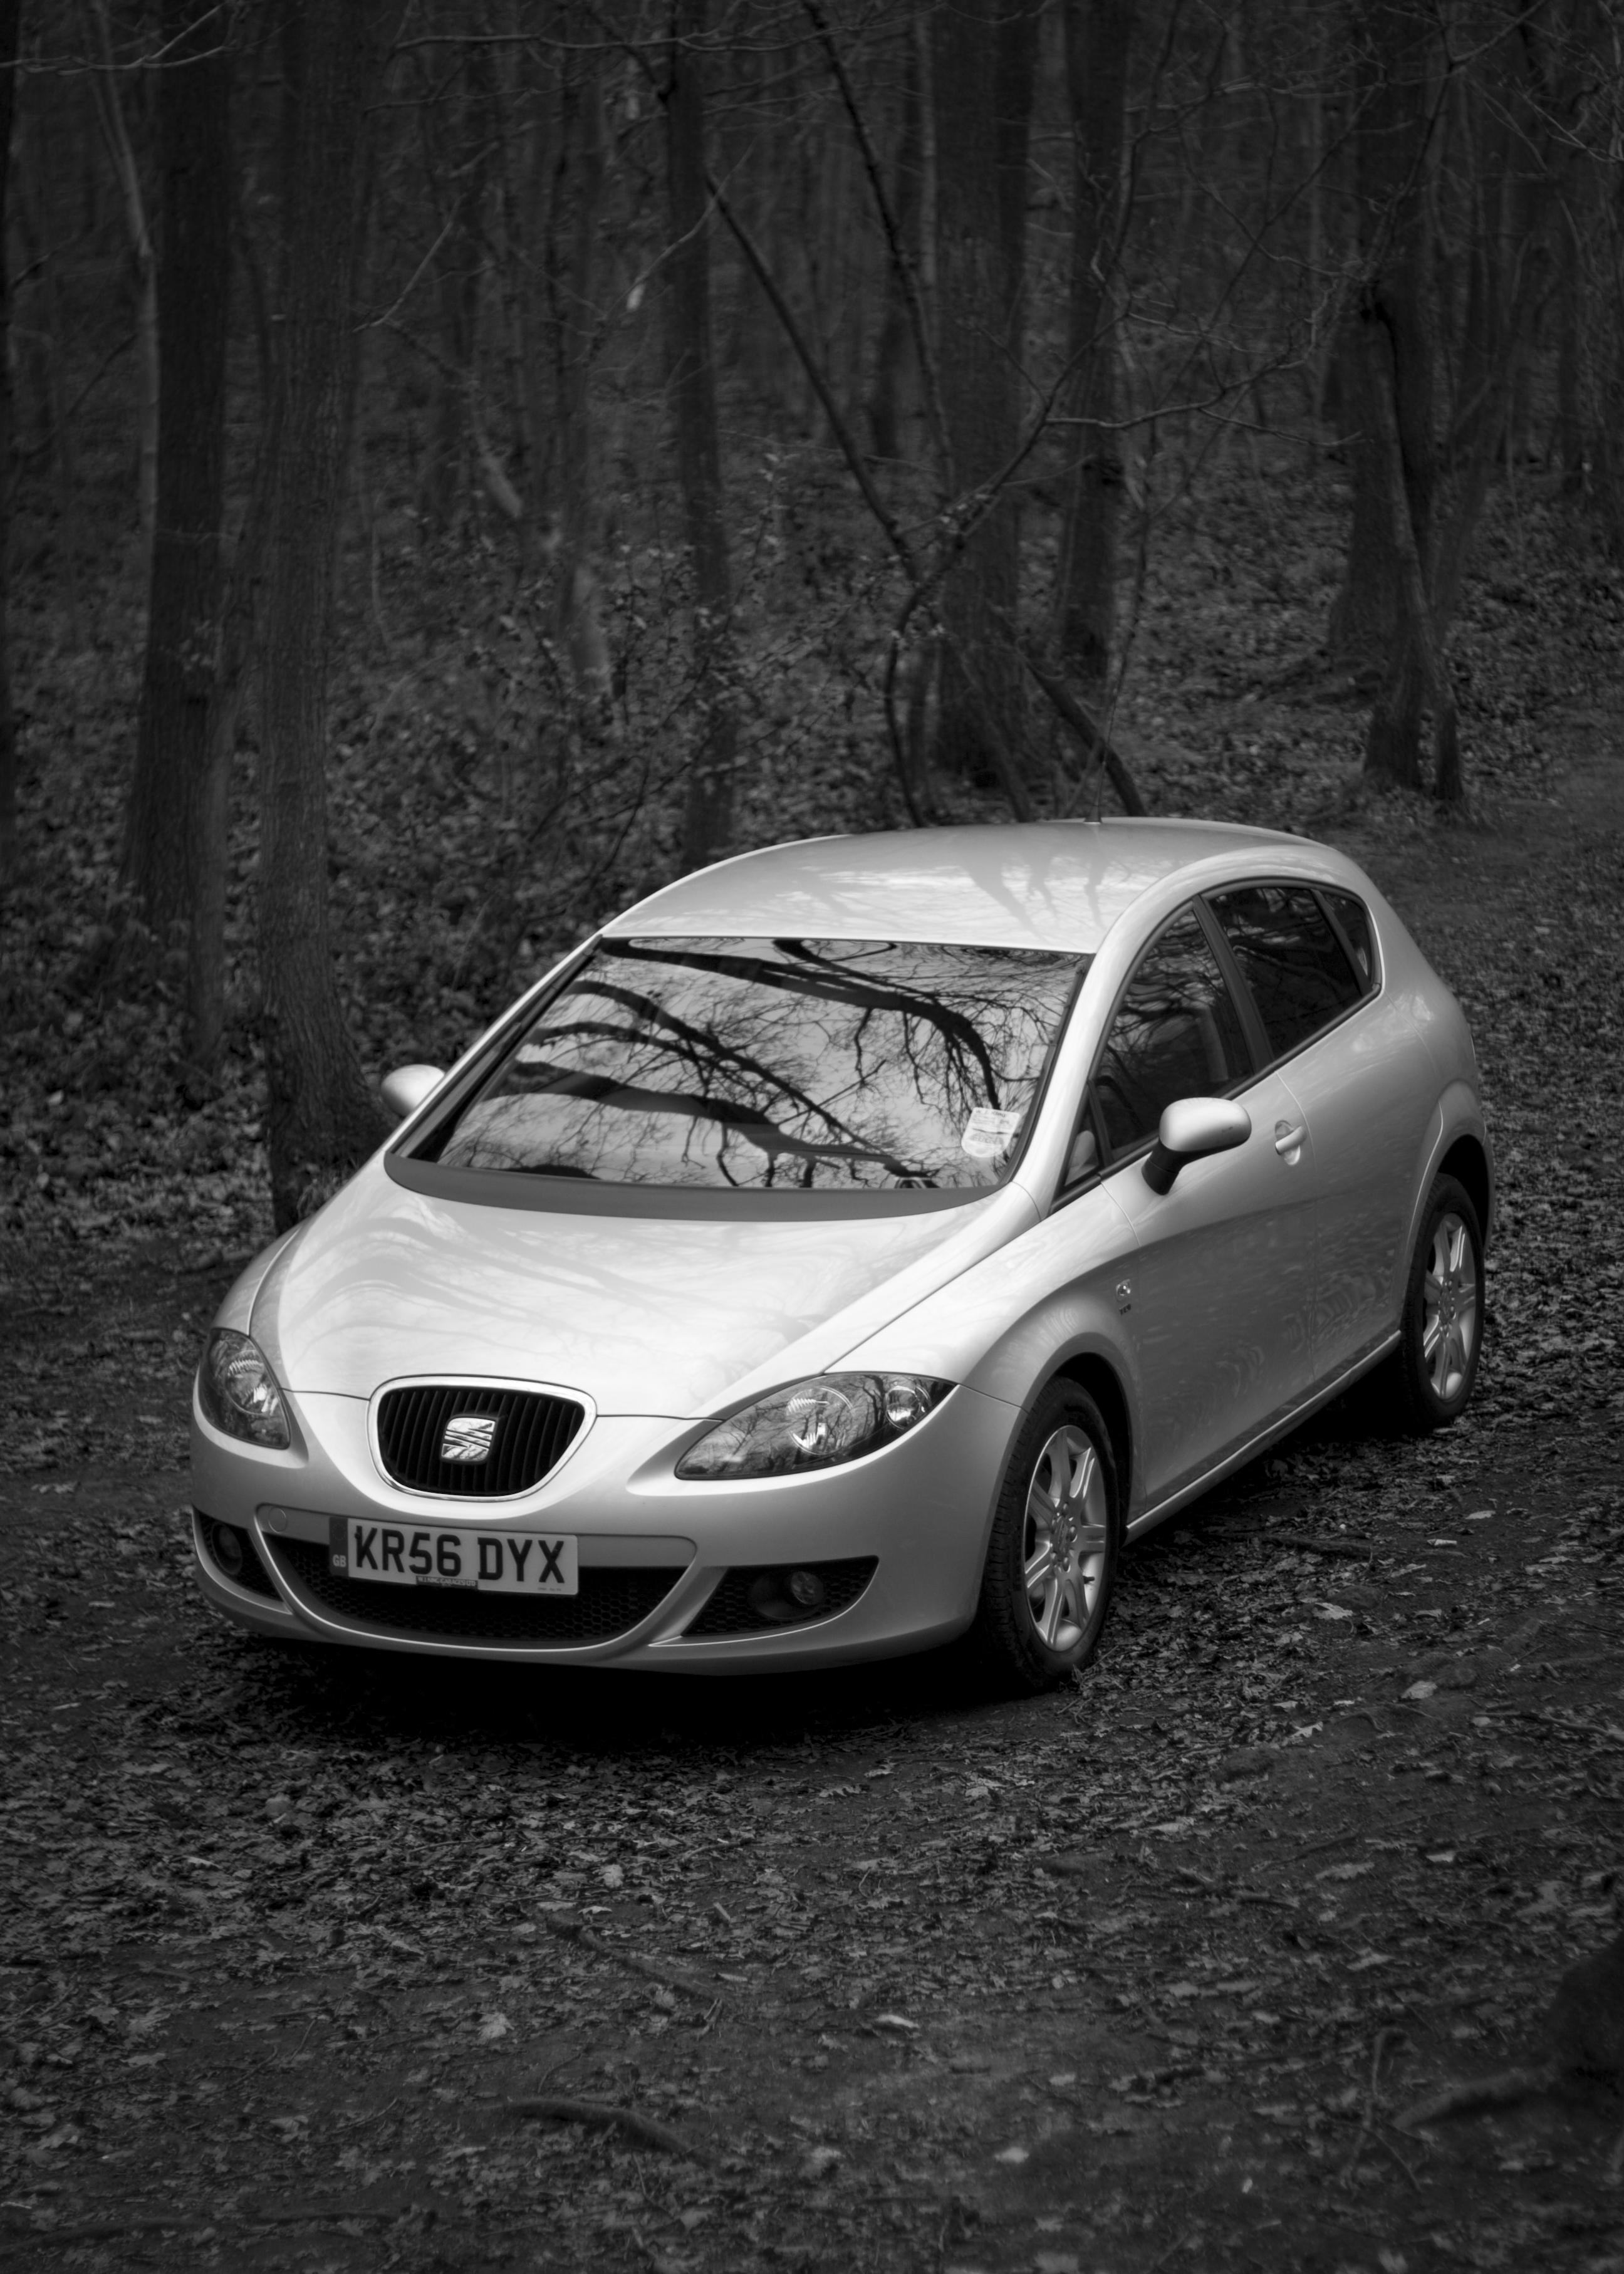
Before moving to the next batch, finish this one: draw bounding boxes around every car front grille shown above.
[265,1536,685,1647]
[684,1558,878,1637]
[375,1384,585,1498]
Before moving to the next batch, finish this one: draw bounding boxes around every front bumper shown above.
[189,1381,1018,1670]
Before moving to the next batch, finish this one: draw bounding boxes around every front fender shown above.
[213,1223,308,1335]
[834,1180,1145,1520]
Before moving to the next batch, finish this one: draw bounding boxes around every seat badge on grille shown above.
[440,1414,498,1463]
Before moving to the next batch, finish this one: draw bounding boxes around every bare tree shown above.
[1053,0,1132,705]
[121,0,233,1070]
[929,0,1038,786]
[0,0,18,880]
[257,0,392,1227]
[864,2,925,462]
[550,41,611,707]
[419,33,490,535]
[1328,0,1439,700]
[86,0,159,582]
[666,0,737,870]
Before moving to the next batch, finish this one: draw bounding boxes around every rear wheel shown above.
[971,1381,1119,1694]
[1390,1174,1484,1431]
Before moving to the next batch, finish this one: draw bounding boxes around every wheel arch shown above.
[1437,1132,1492,1250]
[1049,1353,1133,1528]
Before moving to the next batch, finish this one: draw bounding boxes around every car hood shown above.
[251,1164,1039,1417]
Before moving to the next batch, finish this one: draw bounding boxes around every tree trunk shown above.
[865,9,923,462]
[552,51,610,709]
[666,0,737,871]
[1450,74,1508,465]
[0,0,18,881]
[1360,311,1459,800]
[518,51,558,548]
[1554,196,1583,496]
[1591,165,1624,558]
[422,59,489,537]
[13,142,86,644]
[87,0,159,584]
[1054,0,1132,706]
[1328,0,1437,676]
[930,0,1036,783]
[258,0,390,1229]
[122,0,232,1070]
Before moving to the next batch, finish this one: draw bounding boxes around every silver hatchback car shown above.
[191,820,1489,1691]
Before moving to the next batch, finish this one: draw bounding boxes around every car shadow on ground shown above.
[226,1394,1415,1771]
[232,1620,1027,1766]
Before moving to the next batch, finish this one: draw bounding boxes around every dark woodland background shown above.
[4,11,1624,2260]
[1,0,1621,1243]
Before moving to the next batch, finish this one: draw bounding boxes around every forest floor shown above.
[3,481,1624,2271]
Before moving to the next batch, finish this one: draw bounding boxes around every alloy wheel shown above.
[1422,1209,1479,1402]
[1021,1426,1111,1651]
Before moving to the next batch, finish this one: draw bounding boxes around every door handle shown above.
[1274,1120,1306,1159]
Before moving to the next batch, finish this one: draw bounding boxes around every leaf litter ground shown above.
[4,509,1624,2269]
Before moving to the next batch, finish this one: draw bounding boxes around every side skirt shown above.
[1124,1330,1402,1544]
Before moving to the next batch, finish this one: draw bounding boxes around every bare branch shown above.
[801,0,949,476]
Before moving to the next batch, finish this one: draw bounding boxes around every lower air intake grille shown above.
[266,1536,684,1646]
[684,1557,878,1637]
[231,1530,279,1599]
[375,1384,585,1497]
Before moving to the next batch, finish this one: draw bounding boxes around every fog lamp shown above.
[787,1568,826,1610]
[211,1521,245,1579]
[747,1573,798,1624]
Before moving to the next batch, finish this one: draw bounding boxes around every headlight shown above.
[675,1373,950,1481]
[197,1329,291,1449]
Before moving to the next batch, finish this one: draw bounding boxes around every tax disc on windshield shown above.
[961,1107,1023,1160]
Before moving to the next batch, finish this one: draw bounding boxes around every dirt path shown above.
[3,744,1622,2274]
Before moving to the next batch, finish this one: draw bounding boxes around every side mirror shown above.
[380,1064,445,1122]
[1143,1097,1251,1196]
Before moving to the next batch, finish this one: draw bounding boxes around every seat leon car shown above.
[190,820,1491,1691]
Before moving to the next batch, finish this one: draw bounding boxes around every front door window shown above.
[1094,910,1251,1155]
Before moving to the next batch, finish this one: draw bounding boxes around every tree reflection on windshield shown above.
[428,936,1083,1191]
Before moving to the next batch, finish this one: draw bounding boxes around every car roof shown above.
[605,820,1330,955]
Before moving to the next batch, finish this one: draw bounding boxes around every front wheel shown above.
[971,1381,1119,1694]
[1390,1173,1484,1431]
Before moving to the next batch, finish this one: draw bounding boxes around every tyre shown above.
[971,1380,1119,1694]
[1390,1173,1484,1431]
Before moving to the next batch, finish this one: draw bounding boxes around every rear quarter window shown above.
[1321,890,1378,993]
[1207,884,1365,1062]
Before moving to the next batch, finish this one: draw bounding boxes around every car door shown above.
[1081,904,1318,1511]
[1205,881,1437,1382]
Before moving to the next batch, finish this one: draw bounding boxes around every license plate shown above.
[328,1517,578,1595]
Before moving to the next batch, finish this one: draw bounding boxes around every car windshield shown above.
[420,935,1084,1192]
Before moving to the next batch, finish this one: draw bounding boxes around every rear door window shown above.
[1093,909,1252,1158]
[1207,884,1363,1062]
